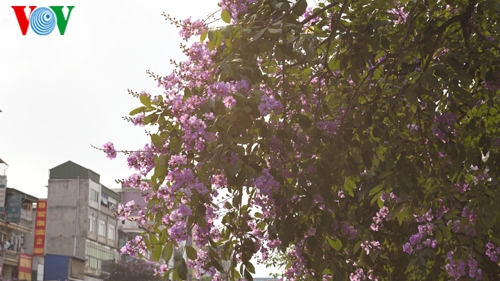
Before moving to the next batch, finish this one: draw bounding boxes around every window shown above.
[101,193,109,207]
[108,224,115,240]
[90,189,99,202]
[85,242,116,272]
[88,216,96,233]
[98,219,106,237]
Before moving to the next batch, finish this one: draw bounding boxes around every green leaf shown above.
[268,28,282,34]
[152,244,162,262]
[140,94,151,107]
[221,9,231,23]
[344,177,356,197]
[298,114,312,129]
[129,106,145,116]
[423,72,439,88]
[252,28,266,41]
[215,30,223,48]
[245,261,255,274]
[292,0,308,16]
[326,237,343,251]
[244,269,254,281]
[200,29,208,42]
[435,229,443,243]
[178,258,188,280]
[353,241,361,254]
[151,134,163,148]
[162,241,174,261]
[185,245,198,260]
[442,226,451,240]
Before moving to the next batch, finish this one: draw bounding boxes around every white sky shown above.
[0,0,219,198]
[0,0,278,277]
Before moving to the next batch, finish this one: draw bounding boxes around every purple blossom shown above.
[103,142,117,159]
[361,241,381,255]
[117,200,135,220]
[402,242,413,254]
[258,94,282,116]
[341,222,357,240]
[219,0,257,21]
[132,113,145,126]
[223,96,237,109]
[486,242,500,262]
[316,120,340,135]
[432,127,446,141]
[387,4,408,24]
[349,268,367,281]
[179,17,206,41]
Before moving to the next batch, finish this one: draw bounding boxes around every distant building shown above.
[45,161,120,281]
[0,161,38,281]
[113,182,169,263]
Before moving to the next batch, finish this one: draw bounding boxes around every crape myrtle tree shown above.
[101,259,163,281]
[102,0,500,280]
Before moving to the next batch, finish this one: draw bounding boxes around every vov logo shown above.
[12,6,74,35]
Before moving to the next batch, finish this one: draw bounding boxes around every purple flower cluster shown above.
[403,209,439,254]
[103,142,117,159]
[122,173,142,188]
[120,235,147,258]
[127,144,156,175]
[403,223,437,254]
[371,206,391,231]
[434,112,456,130]
[153,264,169,276]
[179,17,206,41]
[341,222,358,240]
[219,0,257,21]
[284,241,311,281]
[253,169,280,196]
[186,249,217,279]
[117,200,135,220]
[258,94,282,116]
[349,267,367,281]
[446,207,477,237]
[445,251,466,280]
[222,96,236,109]
[361,241,381,255]
[380,192,401,203]
[302,7,320,28]
[387,2,408,24]
[316,120,340,135]
[486,242,500,262]
[132,113,145,126]
[445,252,482,281]
[432,112,457,142]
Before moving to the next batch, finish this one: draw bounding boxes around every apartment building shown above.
[45,161,120,281]
[0,160,38,281]
[1,187,38,280]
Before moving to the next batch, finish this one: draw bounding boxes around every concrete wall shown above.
[46,178,89,260]
[70,257,85,279]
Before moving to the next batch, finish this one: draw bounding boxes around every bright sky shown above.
[0,0,278,277]
[0,0,219,199]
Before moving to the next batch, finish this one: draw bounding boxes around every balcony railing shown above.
[3,249,19,262]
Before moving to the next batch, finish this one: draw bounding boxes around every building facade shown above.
[45,161,120,281]
[0,165,38,281]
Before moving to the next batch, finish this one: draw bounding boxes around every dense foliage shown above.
[101,260,163,281]
[104,0,500,280]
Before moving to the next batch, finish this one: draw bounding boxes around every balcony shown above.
[3,249,19,263]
